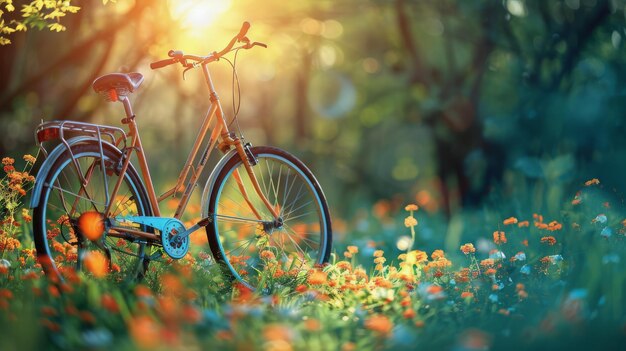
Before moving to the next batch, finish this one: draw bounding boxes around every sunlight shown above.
[170,0,232,29]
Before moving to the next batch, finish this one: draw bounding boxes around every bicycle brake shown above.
[182,66,193,80]
[244,142,258,166]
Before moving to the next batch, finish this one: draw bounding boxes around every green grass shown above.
[2,156,626,350]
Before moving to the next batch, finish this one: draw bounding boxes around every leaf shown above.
[14,21,26,31]
[47,22,65,32]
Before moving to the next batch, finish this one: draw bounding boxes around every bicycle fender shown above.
[200,149,239,218]
[29,136,118,209]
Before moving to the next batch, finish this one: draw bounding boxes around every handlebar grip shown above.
[168,50,183,57]
[150,58,177,69]
[237,21,250,40]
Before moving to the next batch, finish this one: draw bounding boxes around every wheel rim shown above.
[39,150,148,282]
[213,153,328,290]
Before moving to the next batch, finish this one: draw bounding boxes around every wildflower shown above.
[541,236,557,245]
[480,259,495,267]
[307,270,327,285]
[182,305,202,324]
[336,261,352,270]
[461,291,474,299]
[83,251,108,278]
[264,324,295,343]
[405,204,418,211]
[518,220,529,228]
[374,257,386,265]
[460,243,476,255]
[402,309,416,319]
[364,315,393,335]
[295,285,308,293]
[77,211,105,241]
[584,178,600,186]
[1,157,14,165]
[547,221,562,231]
[373,250,384,258]
[23,154,36,164]
[341,342,357,351]
[493,231,507,244]
[431,249,445,260]
[129,316,161,349]
[503,217,518,225]
[414,320,425,328]
[21,208,32,223]
[405,250,428,264]
[404,216,418,228]
[101,294,119,313]
[484,268,496,276]
[375,264,384,271]
[260,250,276,261]
[347,246,359,254]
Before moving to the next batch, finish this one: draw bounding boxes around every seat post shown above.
[119,96,134,121]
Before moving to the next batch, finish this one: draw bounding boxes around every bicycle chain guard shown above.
[113,216,190,260]
[161,219,189,259]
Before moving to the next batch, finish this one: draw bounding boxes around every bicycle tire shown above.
[32,142,153,283]
[206,146,332,290]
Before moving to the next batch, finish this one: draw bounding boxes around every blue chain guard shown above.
[114,216,190,259]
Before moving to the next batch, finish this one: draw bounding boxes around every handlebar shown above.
[150,22,264,71]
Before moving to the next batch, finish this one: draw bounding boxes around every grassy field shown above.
[1,155,625,350]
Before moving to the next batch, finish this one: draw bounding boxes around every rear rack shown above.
[34,120,129,211]
[35,120,127,158]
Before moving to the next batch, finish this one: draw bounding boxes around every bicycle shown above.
[29,22,332,290]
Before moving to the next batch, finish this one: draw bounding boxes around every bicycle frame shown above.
[104,61,279,242]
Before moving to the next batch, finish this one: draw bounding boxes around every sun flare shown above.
[170,0,232,29]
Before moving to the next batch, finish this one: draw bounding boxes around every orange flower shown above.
[541,236,557,245]
[101,294,119,313]
[347,246,359,254]
[307,270,327,285]
[493,231,507,244]
[23,154,36,164]
[461,291,474,299]
[83,250,108,278]
[373,257,386,264]
[480,259,495,267]
[77,211,105,241]
[373,250,384,258]
[585,178,600,186]
[431,249,445,260]
[364,315,393,335]
[503,217,518,225]
[484,268,496,276]
[260,250,275,260]
[402,309,416,319]
[129,316,161,349]
[547,221,562,231]
[336,261,352,270]
[263,324,294,342]
[404,216,418,228]
[405,204,419,211]
[518,220,529,228]
[2,157,14,165]
[460,243,476,255]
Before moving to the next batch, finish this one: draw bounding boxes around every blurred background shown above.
[1,0,626,248]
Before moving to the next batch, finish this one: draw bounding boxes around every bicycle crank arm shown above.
[170,217,212,242]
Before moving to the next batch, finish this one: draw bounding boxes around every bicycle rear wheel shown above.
[206,146,332,291]
[32,142,153,283]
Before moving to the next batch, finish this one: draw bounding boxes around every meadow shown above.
[1,154,625,351]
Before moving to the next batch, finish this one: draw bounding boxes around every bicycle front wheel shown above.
[32,142,153,283]
[206,146,332,291]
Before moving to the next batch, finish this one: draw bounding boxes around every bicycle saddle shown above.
[92,72,144,101]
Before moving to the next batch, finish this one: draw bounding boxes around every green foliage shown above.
[0,0,81,44]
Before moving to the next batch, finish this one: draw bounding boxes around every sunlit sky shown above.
[169,0,233,30]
